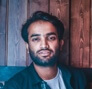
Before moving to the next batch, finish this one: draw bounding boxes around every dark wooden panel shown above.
[26,0,49,65]
[50,0,69,65]
[90,0,92,68]
[82,0,90,68]
[7,0,27,66]
[70,0,90,67]
[0,0,7,65]
[27,0,49,17]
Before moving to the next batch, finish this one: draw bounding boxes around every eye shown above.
[31,37,40,42]
[48,36,56,41]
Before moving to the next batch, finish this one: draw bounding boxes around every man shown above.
[3,11,87,89]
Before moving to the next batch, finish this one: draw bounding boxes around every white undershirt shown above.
[44,68,66,89]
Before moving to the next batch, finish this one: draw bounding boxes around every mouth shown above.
[38,50,51,57]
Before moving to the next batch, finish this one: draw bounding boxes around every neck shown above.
[33,63,58,80]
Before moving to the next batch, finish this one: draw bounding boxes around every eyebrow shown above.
[31,34,40,37]
[30,32,57,38]
[46,32,57,36]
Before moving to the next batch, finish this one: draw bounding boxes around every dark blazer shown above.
[3,63,87,89]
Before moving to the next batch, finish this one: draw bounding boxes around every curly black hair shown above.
[21,11,64,43]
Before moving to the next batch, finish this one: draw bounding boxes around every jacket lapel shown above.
[59,66,73,89]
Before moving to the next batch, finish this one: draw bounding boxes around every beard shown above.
[29,47,60,67]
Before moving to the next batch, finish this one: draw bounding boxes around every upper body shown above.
[3,11,87,89]
[3,63,87,89]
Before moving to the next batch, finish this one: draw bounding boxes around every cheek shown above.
[29,43,40,52]
[49,42,59,51]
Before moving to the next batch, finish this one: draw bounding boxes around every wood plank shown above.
[70,0,90,67]
[70,0,82,67]
[90,0,92,68]
[7,0,27,66]
[82,0,90,68]
[0,0,7,65]
[26,0,49,65]
[27,0,49,17]
[50,0,69,65]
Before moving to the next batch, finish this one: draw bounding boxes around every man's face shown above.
[27,21,63,67]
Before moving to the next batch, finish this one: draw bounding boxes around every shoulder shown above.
[4,64,34,89]
[67,66,86,82]
[69,67,87,89]
[58,64,86,78]
[59,65,87,89]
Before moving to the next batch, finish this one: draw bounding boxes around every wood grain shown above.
[70,0,90,67]
[82,0,90,68]
[50,0,69,65]
[0,0,7,65]
[27,0,49,18]
[7,0,27,66]
[90,0,92,68]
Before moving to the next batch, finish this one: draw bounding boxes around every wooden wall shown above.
[0,0,92,68]
[70,0,91,68]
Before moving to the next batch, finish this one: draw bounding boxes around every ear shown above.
[26,43,29,53]
[59,40,64,51]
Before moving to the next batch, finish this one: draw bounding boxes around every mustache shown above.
[37,48,53,53]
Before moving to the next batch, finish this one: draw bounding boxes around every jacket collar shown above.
[28,63,73,89]
[59,65,73,89]
[28,63,43,85]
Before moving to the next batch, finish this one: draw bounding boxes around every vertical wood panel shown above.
[0,0,6,65]
[27,0,49,17]
[70,0,90,67]
[7,0,27,66]
[26,0,49,65]
[82,0,90,67]
[90,0,92,68]
[50,0,69,65]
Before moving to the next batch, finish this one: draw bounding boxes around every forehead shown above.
[28,20,57,36]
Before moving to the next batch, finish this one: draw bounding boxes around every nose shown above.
[40,38,49,49]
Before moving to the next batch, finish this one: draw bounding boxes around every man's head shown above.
[21,11,64,67]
